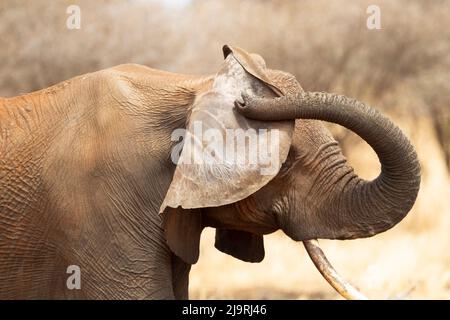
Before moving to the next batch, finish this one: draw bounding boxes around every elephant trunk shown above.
[235,92,421,239]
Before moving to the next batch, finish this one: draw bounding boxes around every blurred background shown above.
[1,0,449,299]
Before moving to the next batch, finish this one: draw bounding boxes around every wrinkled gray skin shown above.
[0,54,420,299]
[234,92,421,240]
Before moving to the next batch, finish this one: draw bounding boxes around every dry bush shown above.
[1,0,449,298]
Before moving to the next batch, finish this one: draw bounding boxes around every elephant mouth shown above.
[303,239,368,300]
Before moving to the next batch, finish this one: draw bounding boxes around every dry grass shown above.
[1,0,449,299]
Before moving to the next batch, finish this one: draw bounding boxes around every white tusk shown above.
[303,239,368,300]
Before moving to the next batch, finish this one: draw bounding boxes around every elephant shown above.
[0,45,420,299]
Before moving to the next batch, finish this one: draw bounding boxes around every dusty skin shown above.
[0,45,419,299]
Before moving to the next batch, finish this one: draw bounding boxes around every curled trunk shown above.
[236,92,421,239]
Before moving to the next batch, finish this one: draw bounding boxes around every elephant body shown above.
[0,46,420,299]
[0,65,212,299]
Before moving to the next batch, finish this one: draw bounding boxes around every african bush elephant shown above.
[0,45,420,299]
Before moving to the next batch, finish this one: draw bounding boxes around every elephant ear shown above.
[163,207,202,265]
[161,45,294,264]
[215,229,265,262]
[160,45,294,212]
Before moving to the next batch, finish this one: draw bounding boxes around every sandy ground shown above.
[190,118,450,299]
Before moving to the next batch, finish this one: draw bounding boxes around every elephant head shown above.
[160,45,421,299]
